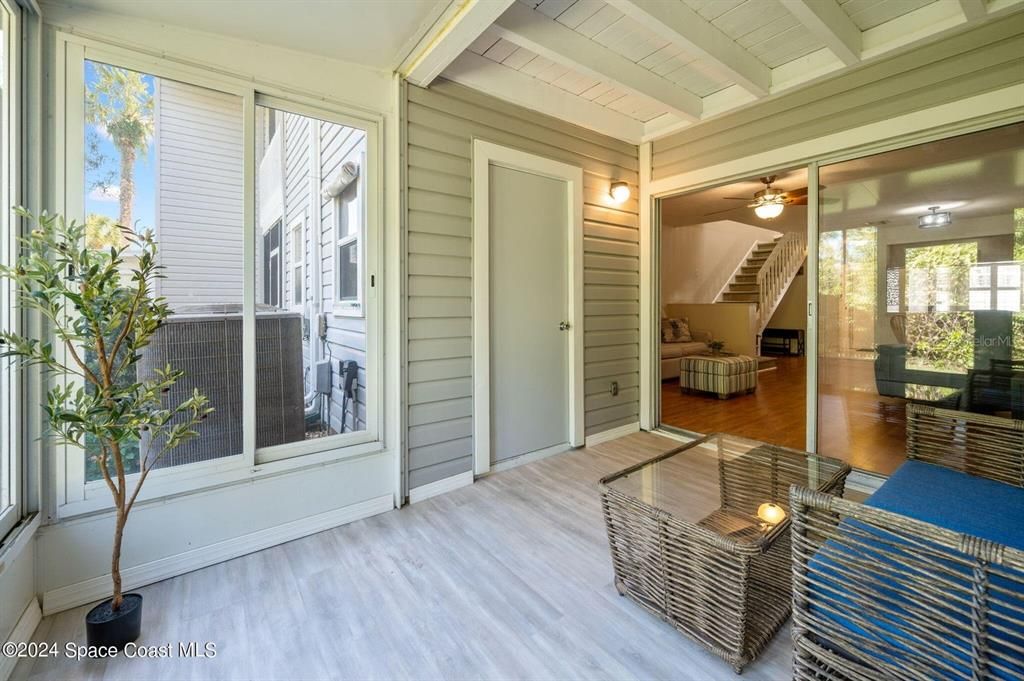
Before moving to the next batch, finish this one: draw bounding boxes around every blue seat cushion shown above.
[865,459,1024,551]
[804,461,1024,680]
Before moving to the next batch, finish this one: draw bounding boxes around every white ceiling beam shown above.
[641,113,693,143]
[779,0,862,66]
[443,52,646,143]
[492,3,702,122]
[603,0,771,97]
[957,0,989,20]
[400,0,516,87]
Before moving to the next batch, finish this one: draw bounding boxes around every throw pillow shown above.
[661,317,692,343]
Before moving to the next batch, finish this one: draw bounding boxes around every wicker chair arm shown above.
[789,484,1024,681]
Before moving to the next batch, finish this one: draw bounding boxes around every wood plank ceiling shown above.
[426,0,1024,143]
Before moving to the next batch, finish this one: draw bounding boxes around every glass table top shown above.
[602,433,851,547]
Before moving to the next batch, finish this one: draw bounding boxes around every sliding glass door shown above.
[814,122,1024,473]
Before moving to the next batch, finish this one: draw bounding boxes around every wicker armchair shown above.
[790,405,1024,680]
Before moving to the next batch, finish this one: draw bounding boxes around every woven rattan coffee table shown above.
[599,433,850,673]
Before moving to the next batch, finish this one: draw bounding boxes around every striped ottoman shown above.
[680,355,757,400]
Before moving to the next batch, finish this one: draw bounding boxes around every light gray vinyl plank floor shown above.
[13,432,793,681]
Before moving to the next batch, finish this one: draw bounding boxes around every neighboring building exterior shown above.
[153,79,368,438]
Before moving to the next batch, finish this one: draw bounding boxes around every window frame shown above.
[332,152,366,317]
[0,0,21,540]
[289,219,304,310]
[263,218,283,308]
[55,35,384,517]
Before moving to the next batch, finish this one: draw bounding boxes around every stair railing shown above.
[756,231,807,334]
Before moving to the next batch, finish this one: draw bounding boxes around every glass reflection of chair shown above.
[963,358,1024,419]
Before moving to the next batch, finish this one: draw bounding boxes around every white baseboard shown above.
[491,442,570,473]
[847,469,885,495]
[584,422,641,447]
[41,494,394,616]
[408,470,473,504]
[652,427,698,444]
[1,599,42,681]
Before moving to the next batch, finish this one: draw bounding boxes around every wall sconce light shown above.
[610,181,630,203]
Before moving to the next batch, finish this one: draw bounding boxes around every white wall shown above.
[30,4,402,615]
[0,536,35,672]
[767,266,807,331]
[661,220,780,304]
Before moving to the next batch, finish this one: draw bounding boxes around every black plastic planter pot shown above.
[85,594,143,649]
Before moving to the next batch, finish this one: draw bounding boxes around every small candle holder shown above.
[757,502,787,529]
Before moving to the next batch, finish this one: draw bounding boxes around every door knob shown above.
[559,321,571,331]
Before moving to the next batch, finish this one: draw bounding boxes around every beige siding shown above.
[405,80,641,489]
[652,15,1024,180]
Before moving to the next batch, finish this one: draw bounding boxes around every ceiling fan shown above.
[704,176,818,220]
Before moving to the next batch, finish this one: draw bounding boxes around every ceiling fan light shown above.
[754,202,784,220]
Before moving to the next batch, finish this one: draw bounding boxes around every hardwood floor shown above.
[817,356,908,475]
[14,433,793,681]
[661,355,907,474]
[661,356,807,450]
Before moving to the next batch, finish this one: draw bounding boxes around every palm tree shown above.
[85,64,153,229]
[85,213,127,251]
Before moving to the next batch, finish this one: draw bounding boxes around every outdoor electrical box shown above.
[315,359,332,394]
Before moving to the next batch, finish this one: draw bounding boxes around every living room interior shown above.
[658,168,810,451]
[657,120,1023,476]
[1,2,1023,681]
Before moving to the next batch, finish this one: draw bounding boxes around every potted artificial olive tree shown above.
[0,209,211,648]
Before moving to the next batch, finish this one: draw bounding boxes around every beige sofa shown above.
[661,329,712,380]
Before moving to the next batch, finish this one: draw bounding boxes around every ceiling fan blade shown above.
[785,196,842,207]
[722,196,751,200]
[786,187,809,198]
[703,206,744,216]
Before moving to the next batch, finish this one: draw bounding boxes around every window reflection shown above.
[817,123,1024,473]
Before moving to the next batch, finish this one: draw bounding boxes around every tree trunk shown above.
[111,509,126,610]
[118,145,135,228]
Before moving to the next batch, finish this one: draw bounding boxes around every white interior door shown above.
[488,165,569,465]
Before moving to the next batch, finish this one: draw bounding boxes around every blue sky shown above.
[84,60,157,233]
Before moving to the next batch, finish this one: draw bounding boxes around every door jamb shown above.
[471,139,585,476]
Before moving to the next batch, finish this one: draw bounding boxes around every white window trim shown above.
[264,218,283,308]
[290,219,304,310]
[332,151,366,318]
[54,34,385,518]
[0,0,21,540]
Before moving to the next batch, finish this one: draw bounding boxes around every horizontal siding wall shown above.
[157,80,244,308]
[272,110,369,435]
[405,80,640,489]
[652,15,1024,180]
[319,122,369,433]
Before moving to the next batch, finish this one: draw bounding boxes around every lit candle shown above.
[757,502,787,525]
